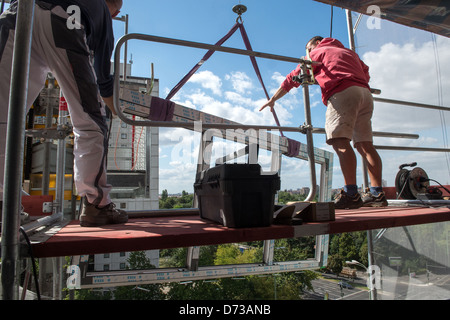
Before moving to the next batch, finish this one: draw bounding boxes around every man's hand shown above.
[259,87,288,113]
[259,99,275,112]
[102,96,117,116]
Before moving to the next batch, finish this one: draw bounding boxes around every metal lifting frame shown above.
[113,33,327,207]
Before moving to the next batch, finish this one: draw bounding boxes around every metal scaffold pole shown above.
[302,83,317,201]
[1,0,35,300]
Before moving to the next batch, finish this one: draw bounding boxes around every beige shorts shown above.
[325,85,374,145]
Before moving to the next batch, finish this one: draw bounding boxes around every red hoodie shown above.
[281,38,370,105]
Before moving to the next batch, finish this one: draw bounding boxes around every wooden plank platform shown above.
[30,205,450,258]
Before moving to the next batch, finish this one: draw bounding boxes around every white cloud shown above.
[225,71,253,95]
[224,91,253,107]
[190,70,222,96]
[159,160,198,192]
[363,37,450,135]
[177,71,296,127]
[271,71,285,84]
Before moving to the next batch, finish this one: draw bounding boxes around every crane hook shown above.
[232,4,247,23]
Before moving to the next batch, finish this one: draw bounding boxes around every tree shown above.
[338,233,359,262]
[159,190,194,209]
[160,196,175,209]
[359,241,368,266]
[329,232,366,265]
[327,254,344,275]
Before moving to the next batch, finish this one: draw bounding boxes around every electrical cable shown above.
[19,227,41,300]
[425,178,450,195]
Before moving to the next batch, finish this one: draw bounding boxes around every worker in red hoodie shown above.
[260,36,387,209]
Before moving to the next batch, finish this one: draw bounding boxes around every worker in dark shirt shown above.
[0,0,128,226]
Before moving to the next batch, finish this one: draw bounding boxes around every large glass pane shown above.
[371,221,450,300]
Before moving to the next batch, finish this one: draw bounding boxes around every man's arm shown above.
[259,87,288,112]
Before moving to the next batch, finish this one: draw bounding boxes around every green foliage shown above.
[159,189,193,209]
[160,247,188,268]
[274,238,316,261]
[277,190,306,204]
[214,244,261,265]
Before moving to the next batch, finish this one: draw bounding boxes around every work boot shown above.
[79,198,128,227]
[361,189,388,207]
[334,189,363,209]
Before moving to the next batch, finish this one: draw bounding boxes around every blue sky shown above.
[111,0,450,195]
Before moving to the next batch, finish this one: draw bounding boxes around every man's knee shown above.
[329,138,352,152]
[355,141,374,155]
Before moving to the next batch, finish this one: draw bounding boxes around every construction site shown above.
[0,0,449,305]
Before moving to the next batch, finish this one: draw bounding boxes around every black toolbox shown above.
[194,163,280,228]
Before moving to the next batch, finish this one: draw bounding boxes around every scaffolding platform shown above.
[29,205,450,258]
